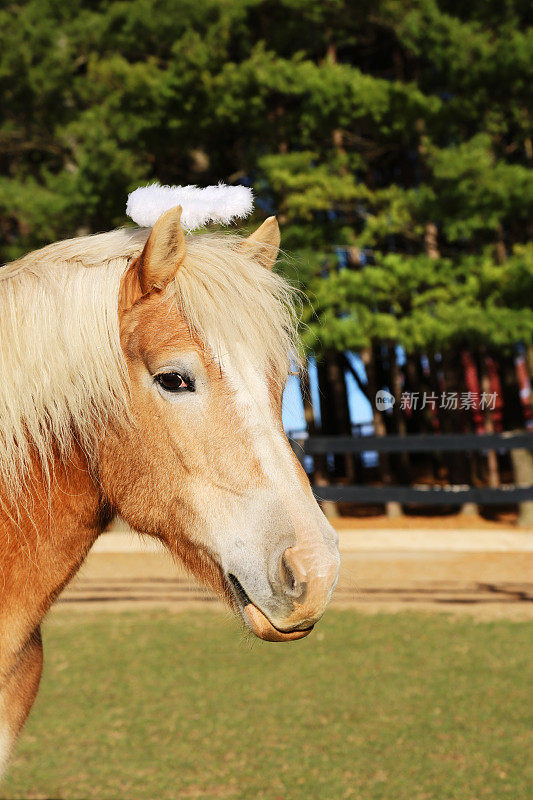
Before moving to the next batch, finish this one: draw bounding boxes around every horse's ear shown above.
[121,206,186,309]
[137,205,186,293]
[241,216,280,270]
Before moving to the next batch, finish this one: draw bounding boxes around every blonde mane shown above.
[0,227,299,502]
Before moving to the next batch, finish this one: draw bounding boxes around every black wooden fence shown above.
[290,432,533,505]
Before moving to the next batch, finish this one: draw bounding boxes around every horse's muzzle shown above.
[227,539,339,642]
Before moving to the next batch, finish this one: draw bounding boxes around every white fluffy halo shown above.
[126,183,254,231]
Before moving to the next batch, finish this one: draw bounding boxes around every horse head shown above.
[100,207,340,641]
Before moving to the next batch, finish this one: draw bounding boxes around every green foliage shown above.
[303,245,533,354]
[423,135,533,242]
[0,0,531,352]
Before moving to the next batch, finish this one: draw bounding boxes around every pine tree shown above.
[1,0,531,441]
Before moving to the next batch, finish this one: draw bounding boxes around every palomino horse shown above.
[0,208,339,773]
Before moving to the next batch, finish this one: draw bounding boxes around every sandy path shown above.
[54,522,533,620]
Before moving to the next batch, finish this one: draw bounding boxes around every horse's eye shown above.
[155,372,195,393]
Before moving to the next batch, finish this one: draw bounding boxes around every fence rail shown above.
[298,431,533,454]
[312,485,533,505]
[291,432,533,506]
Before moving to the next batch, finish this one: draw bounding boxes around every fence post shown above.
[510,446,533,527]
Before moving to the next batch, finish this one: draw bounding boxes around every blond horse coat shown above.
[0,210,339,774]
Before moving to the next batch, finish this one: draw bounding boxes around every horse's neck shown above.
[0,444,110,673]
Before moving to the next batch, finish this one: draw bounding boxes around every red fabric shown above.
[461,350,484,432]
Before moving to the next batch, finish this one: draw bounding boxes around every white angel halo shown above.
[126,183,254,231]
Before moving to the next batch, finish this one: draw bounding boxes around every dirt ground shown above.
[55,514,533,621]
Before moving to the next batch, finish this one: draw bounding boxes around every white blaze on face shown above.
[222,349,337,545]
[222,351,297,485]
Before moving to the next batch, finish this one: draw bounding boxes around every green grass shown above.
[2,610,531,800]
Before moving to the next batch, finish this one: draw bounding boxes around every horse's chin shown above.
[243,603,314,642]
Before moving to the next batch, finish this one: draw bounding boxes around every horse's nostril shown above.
[280,548,307,599]
[281,553,297,592]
